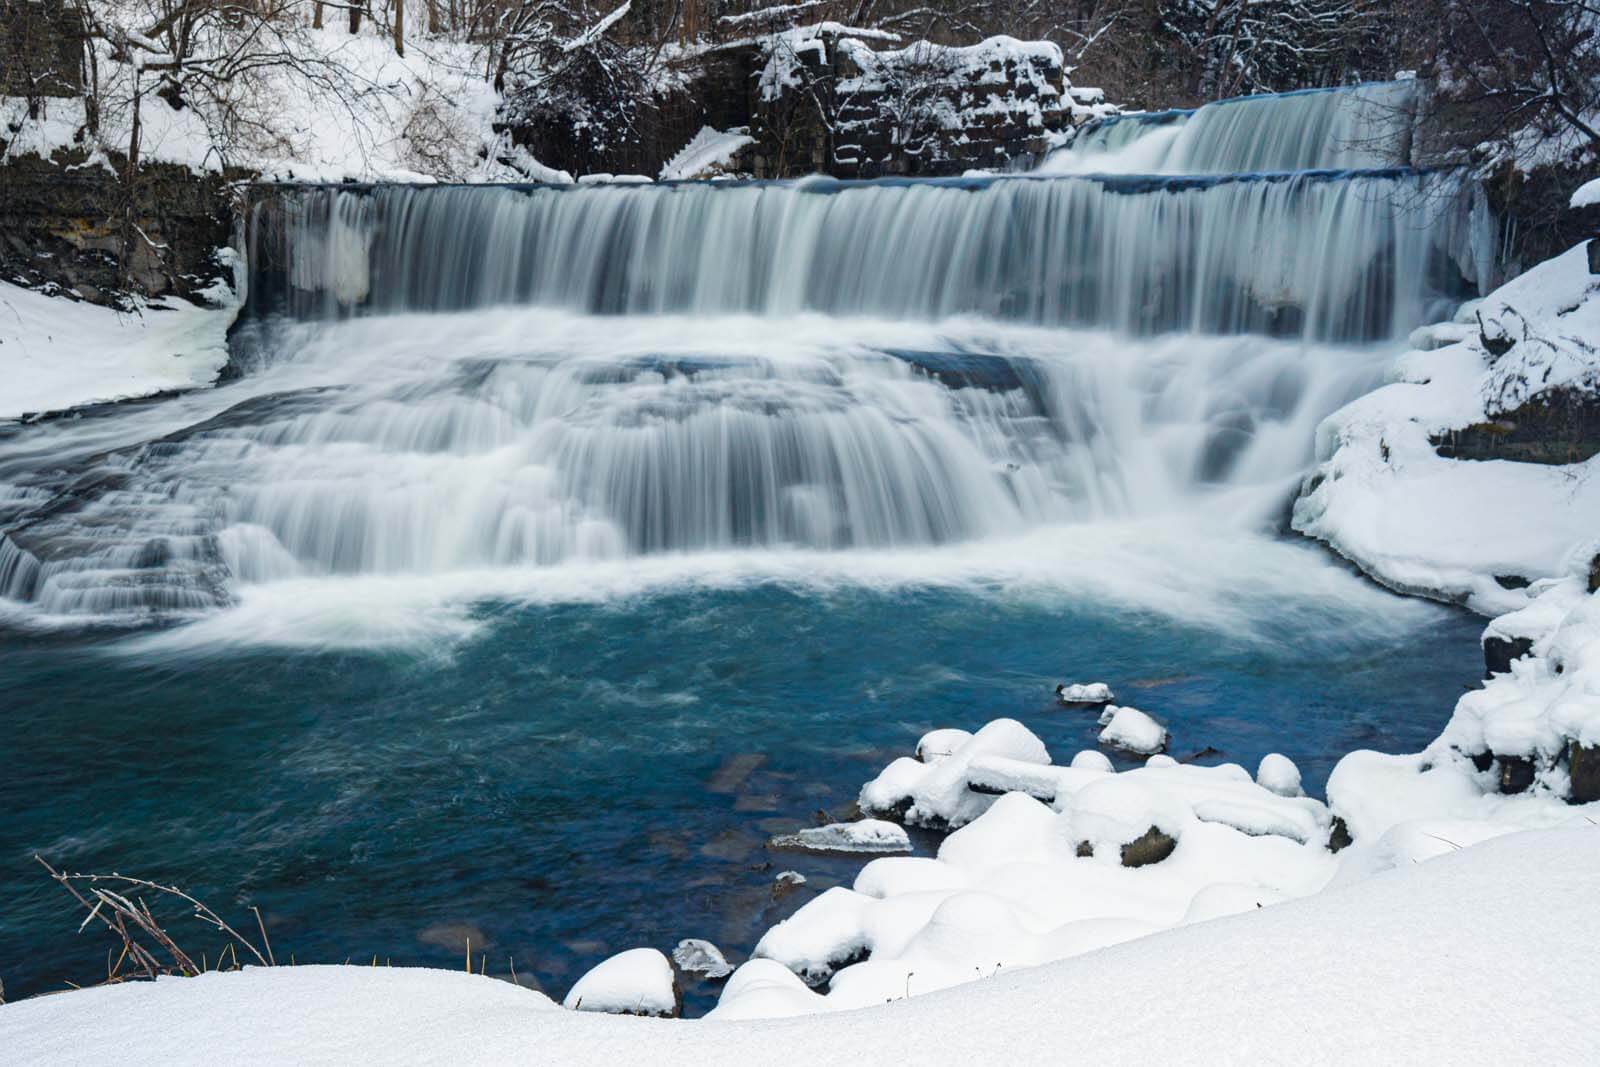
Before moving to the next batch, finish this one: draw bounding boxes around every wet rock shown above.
[772,870,808,902]
[672,938,734,981]
[1119,826,1178,868]
[734,793,780,813]
[1328,816,1353,853]
[1569,742,1600,803]
[1497,755,1536,795]
[1484,635,1535,677]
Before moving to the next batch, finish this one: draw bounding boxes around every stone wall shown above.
[0,150,236,307]
[1,0,86,101]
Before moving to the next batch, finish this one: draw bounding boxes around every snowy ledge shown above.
[1292,243,1600,616]
[2,826,1596,1063]
[0,281,236,421]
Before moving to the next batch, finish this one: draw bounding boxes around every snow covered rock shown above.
[751,887,874,986]
[1097,706,1168,755]
[1256,753,1304,797]
[672,939,734,981]
[1056,681,1115,705]
[768,819,912,855]
[915,728,972,763]
[859,718,1050,829]
[563,948,679,1017]
[1066,776,1188,866]
[1070,749,1115,772]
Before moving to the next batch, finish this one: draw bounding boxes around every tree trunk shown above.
[426,0,440,34]
[393,0,404,55]
[349,1,362,34]
[120,75,144,291]
[313,0,323,28]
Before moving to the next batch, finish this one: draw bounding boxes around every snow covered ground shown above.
[0,281,234,420]
[1294,243,1600,615]
[3,826,1595,1064]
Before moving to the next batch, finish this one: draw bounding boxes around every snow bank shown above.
[13,828,1590,1062]
[0,281,234,419]
[1293,243,1600,614]
[563,948,678,1016]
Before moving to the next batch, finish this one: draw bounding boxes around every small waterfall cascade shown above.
[1042,81,1419,175]
[0,82,1505,623]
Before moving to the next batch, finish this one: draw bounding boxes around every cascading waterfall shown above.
[0,82,1504,623]
[1042,81,1418,175]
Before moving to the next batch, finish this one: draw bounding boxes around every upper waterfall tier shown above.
[1041,82,1418,176]
[246,168,1490,344]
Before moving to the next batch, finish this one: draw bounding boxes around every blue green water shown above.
[0,580,1480,1013]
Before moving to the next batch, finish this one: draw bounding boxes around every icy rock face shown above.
[672,938,734,980]
[768,819,913,854]
[563,948,679,1017]
[1256,753,1304,797]
[1056,682,1114,705]
[859,718,1049,829]
[1098,706,1169,755]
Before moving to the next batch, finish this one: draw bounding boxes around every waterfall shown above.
[0,83,1504,624]
[243,167,1484,344]
[1042,82,1418,175]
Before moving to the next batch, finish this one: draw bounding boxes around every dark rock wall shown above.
[0,151,236,307]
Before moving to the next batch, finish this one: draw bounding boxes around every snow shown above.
[0,280,235,420]
[562,948,678,1016]
[1256,753,1304,797]
[768,819,912,854]
[1293,244,1600,614]
[11,828,1595,1062]
[1571,178,1600,209]
[915,727,971,763]
[1055,681,1113,704]
[2,29,572,184]
[671,939,733,980]
[1097,705,1168,755]
[660,127,754,181]
[858,718,1050,828]
[1065,775,1188,857]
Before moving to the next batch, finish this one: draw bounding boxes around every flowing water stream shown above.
[0,83,1499,1009]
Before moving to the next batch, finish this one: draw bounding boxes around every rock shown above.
[1056,681,1115,705]
[707,753,767,793]
[1097,706,1169,755]
[1120,826,1179,868]
[1328,816,1353,853]
[1497,755,1536,794]
[563,948,680,1017]
[672,938,734,980]
[772,870,808,902]
[768,819,912,855]
[1590,554,1600,594]
[1070,749,1114,772]
[1484,635,1535,677]
[417,921,488,954]
[1255,753,1304,797]
[1569,741,1600,803]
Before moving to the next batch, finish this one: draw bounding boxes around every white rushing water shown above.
[1041,82,1418,176]
[0,84,1505,638]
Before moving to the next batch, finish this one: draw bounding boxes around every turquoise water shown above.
[0,578,1480,1012]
